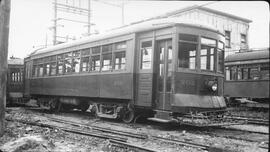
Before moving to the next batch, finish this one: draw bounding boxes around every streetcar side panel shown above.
[224,80,269,98]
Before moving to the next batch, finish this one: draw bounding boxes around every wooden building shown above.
[126,5,252,57]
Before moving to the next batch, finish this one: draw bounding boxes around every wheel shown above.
[122,106,135,123]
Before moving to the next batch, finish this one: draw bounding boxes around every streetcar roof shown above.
[30,17,222,57]
[8,58,24,65]
[225,48,270,62]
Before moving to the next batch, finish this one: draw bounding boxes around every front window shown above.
[140,41,152,69]
[81,57,90,72]
[200,37,216,71]
[178,34,198,69]
[241,34,247,45]
[178,42,196,69]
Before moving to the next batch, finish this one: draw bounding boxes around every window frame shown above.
[140,40,153,70]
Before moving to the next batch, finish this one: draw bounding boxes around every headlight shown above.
[211,83,217,91]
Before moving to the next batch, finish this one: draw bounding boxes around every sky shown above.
[8,0,269,58]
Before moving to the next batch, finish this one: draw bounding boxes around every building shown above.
[125,5,252,57]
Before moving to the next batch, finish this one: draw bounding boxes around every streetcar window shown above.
[102,44,113,53]
[73,58,80,73]
[217,41,224,73]
[230,66,237,80]
[225,67,230,80]
[44,63,50,76]
[178,42,196,69]
[92,46,101,54]
[64,52,72,73]
[81,48,90,56]
[250,68,259,80]
[114,52,126,70]
[116,42,127,49]
[73,51,80,57]
[242,68,249,80]
[33,65,38,77]
[237,67,242,80]
[200,46,214,71]
[102,53,112,71]
[92,55,100,72]
[81,57,90,72]
[217,49,224,73]
[141,41,152,69]
[50,62,57,76]
[260,66,269,80]
[38,64,43,77]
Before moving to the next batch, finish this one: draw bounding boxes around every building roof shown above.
[122,5,252,28]
[225,48,269,62]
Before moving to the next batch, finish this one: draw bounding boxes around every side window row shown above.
[11,71,23,82]
[226,64,269,80]
[32,41,127,77]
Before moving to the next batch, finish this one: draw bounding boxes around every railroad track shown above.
[6,107,269,151]
[5,117,158,152]
[226,115,269,126]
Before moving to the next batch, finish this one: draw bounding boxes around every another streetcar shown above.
[24,18,227,126]
[224,48,269,109]
[6,57,25,105]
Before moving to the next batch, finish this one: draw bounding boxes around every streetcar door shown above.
[156,39,172,110]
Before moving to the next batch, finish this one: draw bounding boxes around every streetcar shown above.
[224,48,269,109]
[24,18,227,126]
[6,57,25,105]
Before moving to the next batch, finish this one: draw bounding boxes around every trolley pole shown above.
[0,0,11,136]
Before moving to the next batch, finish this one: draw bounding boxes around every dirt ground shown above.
[0,106,268,152]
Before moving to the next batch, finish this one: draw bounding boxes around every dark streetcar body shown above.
[6,58,25,105]
[24,18,227,125]
[224,49,269,108]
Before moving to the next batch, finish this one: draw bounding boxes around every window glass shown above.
[179,34,197,42]
[242,68,248,80]
[57,60,64,74]
[141,41,152,69]
[73,51,81,57]
[241,34,247,44]
[200,45,215,71]
[217,49,224,73]
[201,37,216,47]
[81,57,90,72]
[225,67,230,80]
[81,48,90,56]
[50,62,57,75]
[92,55,100,72]
[92,46,100,54]
[178,42,196,69]
[64,52,72,73]
[237,67,242,80]
[44,64,50,76]
[102,54,112,71]
[250,68,259,80]
[102,44,112,53]
[38,64,43,77]
[73,58,80,73]
[50,56,57,62]
[114,52,126,70]
[218,41,224,50]
[116,42,127,49]
[230,66,237,80]
[33,65,38,77]
[260,66,269,80]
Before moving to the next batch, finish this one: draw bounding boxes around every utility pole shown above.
[52,0,92,45]
[0,0,11,136]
